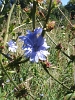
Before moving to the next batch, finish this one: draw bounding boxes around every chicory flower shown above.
[19,27,50,62]
[7,40,18,52]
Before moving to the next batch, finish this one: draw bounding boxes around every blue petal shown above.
[38,53,46,60]
[24,37,33,46]
[30,52,36,62]
[19,36,26,41]
[25,33,37,46]
[34,27,43,35]
[26,30,33,35]
[34,54,39,62]
[42,41,50,49]
[7,40,17,47]
[24,51,31,58]
[38,46,46,51]
[37,36,44,47]
[40,50,50,57]
[24,48,32,58]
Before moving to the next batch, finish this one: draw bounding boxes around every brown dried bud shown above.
[46,21,55,31]
[56,0,62,4]
[0,46,4,49]
[23,8,30,12]
[36,0,44,4]
[39,11,45,18]
[45,61,52,68]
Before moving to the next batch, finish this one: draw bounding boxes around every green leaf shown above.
[64,93,72,100]
[0,92,6,100]
[7,71,16,74]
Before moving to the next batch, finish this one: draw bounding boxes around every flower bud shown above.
[46,21,55,31]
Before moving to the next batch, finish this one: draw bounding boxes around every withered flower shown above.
[46,21,55,31]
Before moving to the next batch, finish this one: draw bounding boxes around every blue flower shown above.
[7,40,18,52]
[19,27,50,62]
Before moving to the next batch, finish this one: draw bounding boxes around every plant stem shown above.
[4,2,16,47]
[32,0,36,30]
[73,62,75,84]
[42,0,52,37]
[42,63,70,90]
[48,71,70,90]
[73,39,75,84]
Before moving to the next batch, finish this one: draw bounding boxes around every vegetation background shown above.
[0,0,75,100]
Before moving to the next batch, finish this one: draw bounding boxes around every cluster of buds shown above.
[14,83,28,98]
[14,77,33,98]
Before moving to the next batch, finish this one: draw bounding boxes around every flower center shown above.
[33,43,39,51]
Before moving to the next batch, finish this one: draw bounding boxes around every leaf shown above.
[70,92,75,100]
[64,93,72,100]
[0,76,2,78]
[0,92,6,100]
[7,71,16,74]
[9,24,14,33]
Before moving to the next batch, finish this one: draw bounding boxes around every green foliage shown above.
[65,0,75,12]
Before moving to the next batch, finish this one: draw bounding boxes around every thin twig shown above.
[58,6,73,27]
[12,21,32,31]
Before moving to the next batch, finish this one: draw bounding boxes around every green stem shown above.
[73,62,75,84]
[42,0,52,37]
[42,63,70,90]
[73,39,75,84]
[0,51,12,60]
[49,71,70,90]
[4,2,16,47]
[32,0,36,30]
